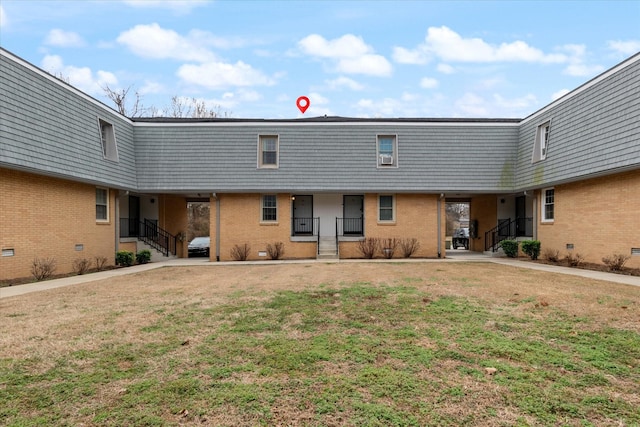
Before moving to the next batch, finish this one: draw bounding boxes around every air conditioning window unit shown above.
[379,154,394,165]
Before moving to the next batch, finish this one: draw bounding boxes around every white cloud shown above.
[392,46,427,65]
[395,26,568,65]
[607,40,640,56]
[493,93,537,110]
[41,54,117,96]
[308,92,329,105]
[122,0,208,14]
[0,5,7,28]
[437,63,456,74]
[45,29,86,48]
[177,60,275,89]
[356,97,403,117]
[455,93,488,117]
[419,77,438,89]
[298,34,392,77]
[551,89,570,101]
[117,23,216,62]
[563,63,605,77]
[326,76,364,91]
[139,80,164,95]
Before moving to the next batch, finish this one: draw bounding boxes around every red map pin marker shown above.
[296,96,310,114]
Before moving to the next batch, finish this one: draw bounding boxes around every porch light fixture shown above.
[291,196,296,200]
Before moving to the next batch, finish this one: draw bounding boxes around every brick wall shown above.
[213,194,316,261]
[339,193,442,259]
[158,194,188,258]
[469,195,498,252]
[538,170,640,268]
[0,168,116,281]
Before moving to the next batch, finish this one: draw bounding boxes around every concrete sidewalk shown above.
[1,255,639,299]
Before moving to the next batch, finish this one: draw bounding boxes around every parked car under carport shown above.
[188,237,210,257]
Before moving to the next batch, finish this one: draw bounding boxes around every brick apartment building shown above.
[1,47,639,280]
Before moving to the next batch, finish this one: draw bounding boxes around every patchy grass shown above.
[1,262,639,426]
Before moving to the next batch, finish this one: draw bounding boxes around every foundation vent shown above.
[631,248,640,256]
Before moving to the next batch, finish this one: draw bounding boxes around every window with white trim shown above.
[98,119,119,162]
[261,194,277,222]
[541,188,554,222]
[377,135,397,167]
[258,135,279,168]
[96,188,109,221]
[378,195,395,221]
[532,121,550,163]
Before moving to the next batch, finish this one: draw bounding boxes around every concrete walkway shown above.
[2,253,639,299]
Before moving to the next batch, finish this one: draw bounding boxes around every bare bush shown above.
[565,252,584,267]
[266,242,285,260]
[31,257,57,281]
[543,248,561,263]
[94,256,108,271]
[230,244,251,261]
[602,253,630,271]
[381,238,398,259]
[72,258,91,275]
[399,238,420,258]
[357,238,380,259]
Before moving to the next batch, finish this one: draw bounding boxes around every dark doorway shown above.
[343,195,364,235]
[292,195,313,235]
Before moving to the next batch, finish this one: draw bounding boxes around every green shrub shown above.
[136,249,152,264]
[521,240,541,260]
[500,240,519,258]
[116,250,134,267]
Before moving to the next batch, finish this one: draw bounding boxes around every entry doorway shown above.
[343,195,364,235]
[292,195,314,235]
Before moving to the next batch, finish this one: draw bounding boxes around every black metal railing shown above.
[484,217,533,252]
[119,218,177,256]
[291,217,319,236]
[291,217,320,254]
[336,217,364,236]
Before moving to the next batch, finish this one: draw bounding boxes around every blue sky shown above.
[1,0,639,119]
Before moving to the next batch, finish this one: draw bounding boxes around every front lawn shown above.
[1,262,638,426]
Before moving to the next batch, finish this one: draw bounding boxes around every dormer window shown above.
[532,121,551,163]
[98,118,119,162]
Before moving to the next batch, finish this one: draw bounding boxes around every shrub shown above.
[72,258,91,275]
[500,240,519,258]
[357,238,380,259]
[115,250,134,267]
[399,238,420,258]
[381,238,398,259]
[565,252,584,267]
[543,248,561,263]
[31,257,57,281]
[602,253,630,271]
[266,242,285,260]
[136,249,151,264]
[521,240,541,260]
[94,256,108,271]
[231,243,250,261]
